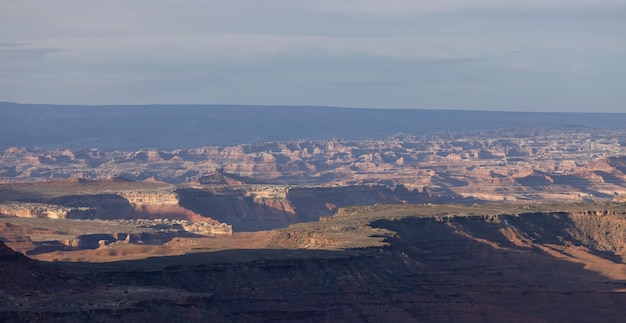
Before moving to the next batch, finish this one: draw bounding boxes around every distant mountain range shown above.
[2,102,625,150]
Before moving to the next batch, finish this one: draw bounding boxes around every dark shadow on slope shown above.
[607,156,626,174]
[503,212,583,244]
[0,187,45,203]
[431,172,469,187]
[46,194,134,219]
[504,212,624,263]
[516,174,552,186]
[550,175,614,198]
[551,174,590,188]
[594,171,626,186]
[176,187,294,231]
[286,185,439,222]
[515,173,614,198]
[177,185,461,232]
[369,216,626,322]
[27,217,626,322]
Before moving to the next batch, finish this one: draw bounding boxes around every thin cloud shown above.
[288,0,626,15]
[0,42,30,48]
[0,47,62,61]
[510,62,535,71]
[0,0,623,112]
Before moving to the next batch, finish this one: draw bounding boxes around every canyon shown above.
[2,104,626,321]
[0,180,439,256]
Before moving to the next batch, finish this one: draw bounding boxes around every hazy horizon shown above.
[3,103,626,151]
[2,101,626,115]
[2,1,625,113]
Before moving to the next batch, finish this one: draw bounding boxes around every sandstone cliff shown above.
[176,184,443,231]
[0,203,91,219]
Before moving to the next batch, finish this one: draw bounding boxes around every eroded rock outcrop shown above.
[0,202,92,219]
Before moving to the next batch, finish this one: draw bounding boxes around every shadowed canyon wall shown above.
[1,185,449,231]
[177,185,440,231]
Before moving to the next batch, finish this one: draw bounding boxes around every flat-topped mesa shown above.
[194,168,247,185]
[120,190,179,206]
[0,189,221,223]
[0,202,92,219]
[119,190,219,223]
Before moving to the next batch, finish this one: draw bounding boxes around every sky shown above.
[1,0,624,112]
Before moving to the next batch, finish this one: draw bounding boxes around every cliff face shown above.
[44,194,134,219]
[409,211,626,263]
[568,210,626,255]
[176,187,297,231]
[1,190,214,224]
[120,191,217,223]
[177,185,442,231]
[286,185,432,222]
[0,203,92,219]
[2,184,454,231]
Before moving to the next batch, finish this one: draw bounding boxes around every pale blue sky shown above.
[1,0,624,112]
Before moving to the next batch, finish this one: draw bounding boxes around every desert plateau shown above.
[3,1,626,320]
[2,104,626,322]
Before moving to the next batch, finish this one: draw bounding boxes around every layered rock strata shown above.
[0,202,91,219]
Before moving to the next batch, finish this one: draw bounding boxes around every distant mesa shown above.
[195,169,255,185]
[515,172,553,186]
[102,176,133,183]
[30,176,133,186]
[50,178,94,185]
